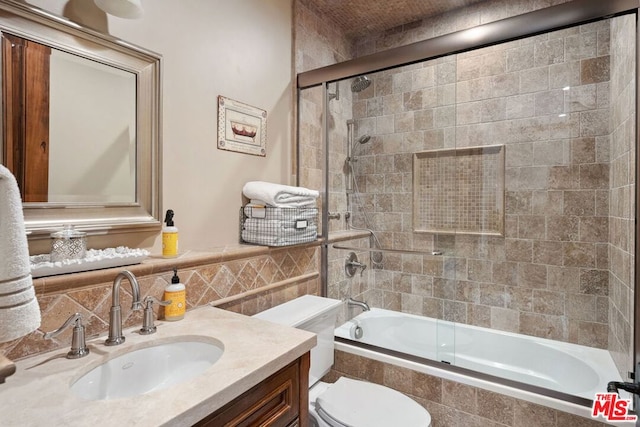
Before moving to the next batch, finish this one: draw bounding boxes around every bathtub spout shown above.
[607,381,640,395]
[347,297,370,312]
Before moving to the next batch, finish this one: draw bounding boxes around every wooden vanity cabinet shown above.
[194,352,310,427]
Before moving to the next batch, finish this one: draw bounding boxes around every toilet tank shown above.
[253,295,342,385]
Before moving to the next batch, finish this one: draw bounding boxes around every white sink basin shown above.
[71,338,224,400]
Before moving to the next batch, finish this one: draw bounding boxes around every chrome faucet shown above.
[105,270,143,346]
[347,297,370,312]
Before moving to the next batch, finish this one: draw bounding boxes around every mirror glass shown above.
[49,48,137,204]
[3,34,137,204]
[0,2,161,236]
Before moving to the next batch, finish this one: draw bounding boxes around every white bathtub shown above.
[335,308,626,421]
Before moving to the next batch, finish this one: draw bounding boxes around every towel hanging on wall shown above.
[0,165,41,343]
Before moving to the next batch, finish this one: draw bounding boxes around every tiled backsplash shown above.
[1,244,321,361]
[329,349,607,427]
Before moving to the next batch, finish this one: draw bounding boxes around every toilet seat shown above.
[315,377,431,427]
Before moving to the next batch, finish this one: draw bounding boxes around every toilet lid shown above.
[315,377,431,427]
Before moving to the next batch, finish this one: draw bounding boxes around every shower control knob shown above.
[345,252,367,277]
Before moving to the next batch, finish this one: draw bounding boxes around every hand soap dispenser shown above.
[163,268,186,321]
[162,209,178,258]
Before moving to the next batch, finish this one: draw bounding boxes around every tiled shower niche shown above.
[413,145,505,235]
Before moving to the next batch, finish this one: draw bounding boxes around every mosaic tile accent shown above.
[414,146,504,235]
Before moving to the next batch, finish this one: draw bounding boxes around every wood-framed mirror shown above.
[0,1,162,238]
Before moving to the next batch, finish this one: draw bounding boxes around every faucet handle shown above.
[357,262,367,276]
[44,313,90,359]
[139,296,171,335]
[345,252,368,277]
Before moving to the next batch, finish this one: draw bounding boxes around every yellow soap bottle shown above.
[162,209,178,258]
[163,268,186,321]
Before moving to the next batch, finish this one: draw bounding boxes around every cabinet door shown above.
[194,355,308,427]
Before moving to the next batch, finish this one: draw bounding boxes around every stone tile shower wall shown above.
[608,14,635,379]
[349,21,616,352]
[295,0,355,233]
[294,0,635,381]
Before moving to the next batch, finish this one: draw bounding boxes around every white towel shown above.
[243,181,319,208]
[0,165,41,343]
[0,166,30,281]
[250,198,317,208]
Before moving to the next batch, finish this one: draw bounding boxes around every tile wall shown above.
[285,1,637,425]
[349,20,614,351]
[608,14,636,379]
[295,0,635,383]
[413,146,505,234]
[2,245,320,360]
[329,349,608,427]
[296,0,355,232]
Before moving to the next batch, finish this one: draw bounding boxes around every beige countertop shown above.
[0,305,316,426]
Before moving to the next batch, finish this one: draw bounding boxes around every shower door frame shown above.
[297,0,640,409]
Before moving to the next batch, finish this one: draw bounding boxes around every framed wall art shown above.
[217,95,267,156]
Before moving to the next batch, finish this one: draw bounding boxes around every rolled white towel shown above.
[0,165,30,281]
[0,299,41,342]
[250,198,317,208]
[243,181,319,208]
[0,165,41,342]
[0,278,36,309]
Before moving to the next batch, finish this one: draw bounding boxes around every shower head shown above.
[351,75,371,93]
[357,135,371,145]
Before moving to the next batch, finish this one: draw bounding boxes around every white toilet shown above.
[253,295,432,427]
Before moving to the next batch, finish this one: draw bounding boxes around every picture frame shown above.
[217,95,267,156]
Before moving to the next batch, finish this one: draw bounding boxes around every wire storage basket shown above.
[239,206,318,247]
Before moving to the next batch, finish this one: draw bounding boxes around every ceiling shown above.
[307,0,491,39]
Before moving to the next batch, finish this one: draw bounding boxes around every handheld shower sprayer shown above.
[346,134,371,163]
[356,134,371,145]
